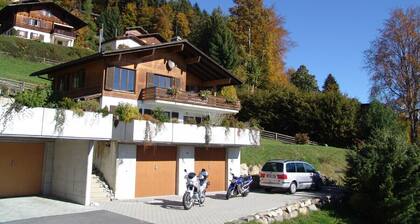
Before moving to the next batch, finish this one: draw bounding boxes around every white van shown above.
[259,160,321,194]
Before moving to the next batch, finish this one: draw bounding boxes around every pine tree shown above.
[322,74,339,93]
[98,6,123,41]
[290,65,318,92]
[122,2,138,28]
[208,9,238,70]
[75,0,98,50]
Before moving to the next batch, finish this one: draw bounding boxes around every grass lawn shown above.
[0,55,51,85]
[242,139,352,184]
[246,210,360,224]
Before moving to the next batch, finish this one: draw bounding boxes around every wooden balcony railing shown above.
[53,28,75,37]
[140,87,241,111]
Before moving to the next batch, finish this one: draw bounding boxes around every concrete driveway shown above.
[98,189,330,224]
[1,189,330,224]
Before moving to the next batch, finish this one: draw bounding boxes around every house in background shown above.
[29,27,258,202]
[0,0,86,47]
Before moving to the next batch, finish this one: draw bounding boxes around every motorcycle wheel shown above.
[182,192,193,210]
[226,188,233,200]
[199,191,206,204]
[241,190,249,197]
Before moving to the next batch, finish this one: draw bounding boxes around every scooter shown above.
[226,171,253,200]
[182,168,209,210]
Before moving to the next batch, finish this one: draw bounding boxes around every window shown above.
[57,75,69,92]
[72,70,85,89]
[41,10,52,17]
[286,163,296,173]
[303,163,316,173]
[143,109,152,115]
[113,67,135,92]
[30,33,44,41]
[262,162,283,172]
[171,112,179,122]
[184,116,197,125]
[28,19,40,27]
[148,74,173,89]
[16,30,28,38]
[296,163,305,173]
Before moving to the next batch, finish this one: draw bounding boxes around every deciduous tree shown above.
[365,7,420,143]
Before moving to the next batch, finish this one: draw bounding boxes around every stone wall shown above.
[231,197,334,224]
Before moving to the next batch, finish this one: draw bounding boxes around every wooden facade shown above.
[0,1,85,36]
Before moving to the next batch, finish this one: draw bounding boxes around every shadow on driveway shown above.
[4,210,151,224]
[145,199,185,210]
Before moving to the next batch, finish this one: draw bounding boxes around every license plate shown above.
[267,174,276,178]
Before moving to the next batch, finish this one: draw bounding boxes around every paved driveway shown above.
[98,189,328,224]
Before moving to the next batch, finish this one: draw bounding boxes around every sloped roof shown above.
[0,1,87,29]
[31,40,242,85]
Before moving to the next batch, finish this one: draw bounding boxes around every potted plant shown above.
[199,90,211,101]
[167,87,178,96]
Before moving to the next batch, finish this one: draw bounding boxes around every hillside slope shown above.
[242,139,351,184]
[0,35,95,85]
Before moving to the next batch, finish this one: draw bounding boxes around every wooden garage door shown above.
[0,142,44,198]
[135,146,177,197]
[195,148,226,192]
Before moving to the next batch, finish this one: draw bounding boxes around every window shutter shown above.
[174,78,181,89]
[105,67,114,90]
[146,73,154,88]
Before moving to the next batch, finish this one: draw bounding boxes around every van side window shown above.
[296,163,305,172]
[304,163,315,173]
[286,163,296,172]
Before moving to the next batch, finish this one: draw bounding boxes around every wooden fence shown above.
[261,130,318,145]
[0,77,40,96]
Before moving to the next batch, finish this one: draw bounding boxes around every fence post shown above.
[275,133,278,140]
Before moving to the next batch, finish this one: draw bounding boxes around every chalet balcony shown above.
[52,27,75,37]
[140,87,241,111]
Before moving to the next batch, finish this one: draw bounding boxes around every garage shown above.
[0,142,44,198]
[195,148,226,192]
[135,145,177,197]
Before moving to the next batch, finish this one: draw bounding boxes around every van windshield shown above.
[262,162,283,172]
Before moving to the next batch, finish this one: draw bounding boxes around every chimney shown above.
[171,36,182,42]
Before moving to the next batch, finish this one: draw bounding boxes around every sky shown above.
[190,0,419,103]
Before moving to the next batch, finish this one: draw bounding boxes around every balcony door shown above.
[146,73,180,89]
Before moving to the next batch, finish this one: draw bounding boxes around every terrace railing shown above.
[140,87,241,111]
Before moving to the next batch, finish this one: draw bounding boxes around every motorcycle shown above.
[182,168,209,210]
[226,171,253,200]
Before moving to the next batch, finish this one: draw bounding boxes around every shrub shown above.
[220,86,238,104]
[114,103,140,122]
[295,133,310,144]
[13,87,49,108]
[152,107,170,123]
[346,129,420,223]
[78,99,100,112]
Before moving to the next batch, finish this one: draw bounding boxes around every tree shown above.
[290,65,319,92]
[98,6,123,41]
[122,2,138,28]
[153,5,174,40]
[0,0,9,9]
[365,7,420,143]
[229,0,289,88]
[75,0,97,50]
[322,74,339,93]
[346,129,420,223]
[208,9,238,70]
[174,12,191,37]
[244,56,262,93]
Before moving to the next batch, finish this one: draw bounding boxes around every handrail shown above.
[140,87,241,111]
[261,130,318,145]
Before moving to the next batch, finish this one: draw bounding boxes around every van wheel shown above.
[289,182,297,194]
